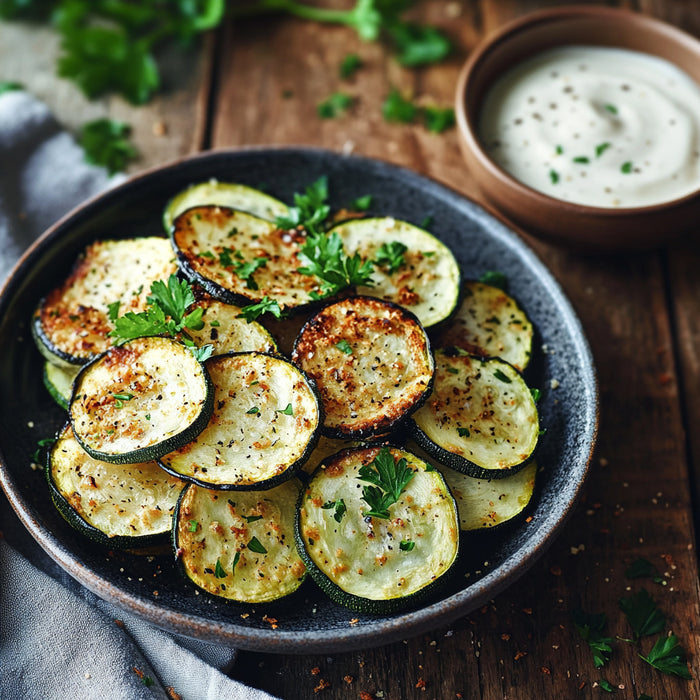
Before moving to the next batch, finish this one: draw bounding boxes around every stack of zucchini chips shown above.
[33,179,541,614]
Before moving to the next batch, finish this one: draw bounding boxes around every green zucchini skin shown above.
[329,217,461,328]
[411,351,540,480]
[296,445,460,614]
[163,181,290,231]
[158,352,323,490]
[171,205,317,312]
[43,361,80,410]
[291,296,435,440]
[173,480,306,604]
[47,423,186,549]
[435,280,534,372]
[70,336,214,465]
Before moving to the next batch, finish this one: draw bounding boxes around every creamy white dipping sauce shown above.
[479,46,700,208]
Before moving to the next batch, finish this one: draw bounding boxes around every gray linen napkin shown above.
[0,90,280,700]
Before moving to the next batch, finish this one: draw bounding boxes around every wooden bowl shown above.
[455,6,700,251]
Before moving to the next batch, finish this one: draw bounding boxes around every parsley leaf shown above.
[317,92,354,119]
[297,230,375,299]
[236,296,283,323]
[598,678,615,693]
[350,194,373,211]
[232,256,268,290]
[625,558,664,584]
[373,241,407,274]
[619,589,665,641]
[572,609,614,668]
[382,88,418,123]
[275,176,330,236]
[0,80,23,95]
[492,368,512,383]
[78,119,138,175]
[387,20,450,67]
[322,498,347,523]
[214,558,227,578]
[399,540,415,551]
[247,536,267,554]
[340,53,362,79]
[335,339,353,355]
[640,634,692,679]
[479,270,509,292]
[358,446,414,519]
[276,403,294,416]
[422,105,455,133]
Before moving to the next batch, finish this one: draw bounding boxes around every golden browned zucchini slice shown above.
[159,352,322,489]
[171,206,317,311]
[70,336,214,464]
[174,480,306,603]
[48,424,186,548]
[330,217,461,328]
[412,350,540,479]
[291,296,435,439]
[296,446,459,613]
[32,238,177,367]
[163,180,289,230]
[436,280,534,371]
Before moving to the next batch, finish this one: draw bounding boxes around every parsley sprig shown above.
[78,118,138,175]
[572,609,614,668]
[373,241,407,274]
[641,634,692,679]
[619,589,665,642]
[358,447,414,519]
[275,176,330,236]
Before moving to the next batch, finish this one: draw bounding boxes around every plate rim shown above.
[0,145,599,653]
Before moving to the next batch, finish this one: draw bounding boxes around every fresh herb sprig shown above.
[275,176,330,236]
[619,589,665,642]
[373,240,407,274]
[640,634,692,679]
[236,296,283,323]
[572,609,614,668]
[78,118,138,175]
[358,447,414,519]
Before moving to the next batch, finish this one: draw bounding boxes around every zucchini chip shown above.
[171,206,317,311]
[291,296,435,439]
[70,337,214,464]
[436,281,533,371]
[412,351,539,479]
[163,181,289,230]
[33,237,177,367]
[43,361,80,410]
[296,446,459,613]
[174,480,306,604]
[181,298,277,356]
[159,352,321,489]
[330,218,461,328]
[48,424,186,548]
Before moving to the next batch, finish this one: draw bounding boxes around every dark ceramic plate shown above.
[0,148,597,653]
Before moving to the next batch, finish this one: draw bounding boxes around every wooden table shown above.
[2,2,699,698]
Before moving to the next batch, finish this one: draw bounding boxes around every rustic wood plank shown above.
[0,21,214,170]
[219,2,700,698]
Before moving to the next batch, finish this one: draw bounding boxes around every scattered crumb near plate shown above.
[84,673,91,679]
[27,420,34,428]
[550,378,560,389]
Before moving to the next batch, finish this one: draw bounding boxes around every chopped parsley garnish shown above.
[619,589,665,641]
[358,447,414,520]
[446,367,459,375]
[32,438,56,463]
[236,296,283,323]
[530,388,541,402]
[479,270,508,291]
[350,194,373,211]
[573,609,614,668]
[625,558,664,583]
[275,176,330,236]
[340,53,362,79]
[573,156,590,164]
[457,427,470,438]
[420,215,433,228]
[492,368,512,383]
[317,92,354,119]
[0,81,23,95]
[246,407,260,415]
[276,403,294,416]
[399,540,415,551]
[373,240,407,274]
[335,340,353,355]
[188,520,198,532]
[247,536,267,554]
[190,344,214,362]
[596,142,612,157]
[232,552,241,572]
[78,118,138,175]
[605,104,618,114]
[598,679,615,693]
[555,144,563,155]
[108,275,204,344]
[422,105,455,133]
[549,169,560,184]
[245,515,263,523]
[621,161,633,174]
[214,558,227,578]
[199,250,215,259]
[322,498,347,523]
[232,256,268,290]
[640,634,691,679]
[107,301,121,322]
[297,230,375,299]
[112,392,134,408]
[382,88,418,123]
[209,320,220,327]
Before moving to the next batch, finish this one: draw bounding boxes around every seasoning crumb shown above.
[349,618,359,626]
[313,679,331,693]
[415,677,427,690]
[522,607,532,615]
[152,120,167,137]
[167,688,183,700]
[599,457,609,467]
[549,378,560,389]
[311,667,321,676]
[343,675,353,684]
[359,692,374,700]
[114,619,125,629]
[541,667,551,674]
[240,613,249,619]
[84,673,91,679]
[514,650,528,660]
[27,421,34,428]
[501,633,511,641]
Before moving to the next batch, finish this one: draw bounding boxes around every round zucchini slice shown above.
[330,217,461,328]
[435,280,534,372]
[163,181,289,230]
[159,352,321,489]
[48,424,186,548]
[180,297,277,355]
[32,237,177,367]
[43,361,80,410]
[412,350,540,479]
[171,205,317,311]
[291,296,435,439]
[296,446,459,613]
[174,480,306,604]
[70,336,214,464]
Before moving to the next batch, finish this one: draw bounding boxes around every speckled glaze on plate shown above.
[0,148,598,653]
